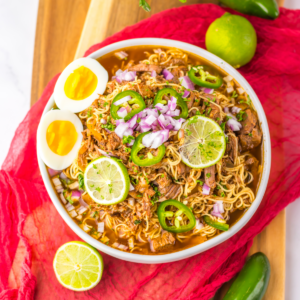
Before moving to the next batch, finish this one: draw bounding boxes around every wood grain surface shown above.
[31,0,286,298]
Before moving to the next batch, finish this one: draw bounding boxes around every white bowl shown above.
[37,38,271,264]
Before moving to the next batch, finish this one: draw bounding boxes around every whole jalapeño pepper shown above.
[153,88,188,119]
[111,90,146,121]
[220,0,279,20]
[157,200,196,233]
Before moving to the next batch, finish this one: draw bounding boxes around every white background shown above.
[0,0,299,298]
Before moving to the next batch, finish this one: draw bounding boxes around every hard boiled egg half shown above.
[54,57,108,113]
[37,110,83,170]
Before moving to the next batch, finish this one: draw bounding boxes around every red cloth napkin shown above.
[1,4,300,300]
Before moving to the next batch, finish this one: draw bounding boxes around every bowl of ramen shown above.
[37,38,271,264]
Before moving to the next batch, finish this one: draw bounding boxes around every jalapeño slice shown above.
[188,65,223,89]
[154,88,188,119]
[131,132,165,167]
[157,200,196,233]
[111,90,146,121]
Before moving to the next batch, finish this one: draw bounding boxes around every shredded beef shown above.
[204,165,216,189]
[150,231,175,252]
[107,132,122,151]
[129,64,163,74]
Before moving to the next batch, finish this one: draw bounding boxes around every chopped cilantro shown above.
[67,195,73,204]
[124,147,131,153]
[78,173,84,190]
[220,122,226,131]
[186,129,192,136]
[206,173,211,178]
[221,192,225,197]
[134,220,141,225]
[249,133,253,137]
[137,118,141,123]
[236,111,245,122]
[232,90,238,98]
[197,180,204,186]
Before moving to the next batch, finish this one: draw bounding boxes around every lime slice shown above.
[53,241,103,291]
[180,116,226,168]
[84,156,130,205]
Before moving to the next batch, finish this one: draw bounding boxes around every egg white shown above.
[37,110,83,170]
[54,57,108,113]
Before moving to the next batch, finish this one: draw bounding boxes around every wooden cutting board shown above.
[31,1,285,299]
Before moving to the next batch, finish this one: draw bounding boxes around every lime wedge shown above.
[84,156,130,205]
[180,116,226,168]
[53,241,103,291]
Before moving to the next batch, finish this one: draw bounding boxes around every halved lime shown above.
[53,241,103,291]
[84,156,130,205]
[180,116,226,168]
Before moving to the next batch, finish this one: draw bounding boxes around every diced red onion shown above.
[112,242,120,248]
[124,72,135,81]
[142,131,161,147]
[227,86,234,94]
[69,210,77,218]
[71,190,81,200]
[160,129,169,143]
[129,183,135,191]
[195,219,204,230]
[211,201,224,219]
[117,107,128,118]
[179,76,195,90]
[59,172,68,181]
[224,75,233,83]
[154,48,162,54]
[118,244,128,251]
[174,118,185,131]
[79,197,89,208]
[151,70,156,78]
[65,203,75,212]
[77,206,88,215]
[145,108,159,118]
[114,95,131,106]
[151,134,164,149]
[123,128,133,137]
[98,222,105,233]
[105,128,111,134]
[116,119,125,126]
[114,51,128,59]
[144,115,157,126]
[202,183,211,195]
[224,107,229,113]
[231,106,241,114]
[98,149,110,157]
[140,125,151,133]
[237,87,245,95]
[48,168,61,177]
[100,118,107,124]
[201,88,214,94]
[183,90,190,98]
[155,103,169,114]
[168,97,177,111]
[162,69,174,80]
[115,122,129,138]
[227,112,237,120]
[125,106,132,113]
[60,193,67,205]
[148,238,155,252]
[127,139,135,146]
[52,177,61,187]
[128,198,135,206]
[69,181,79,190]
[127,115,137,128]
[227,118,242,131]
[83,224,91,232]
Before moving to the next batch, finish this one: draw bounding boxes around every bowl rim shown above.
[37,38,271,264]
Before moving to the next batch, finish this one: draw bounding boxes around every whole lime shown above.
[205,13,257,68]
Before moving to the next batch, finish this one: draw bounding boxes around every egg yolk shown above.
[46,120,78,156]
[64,66,98,100]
